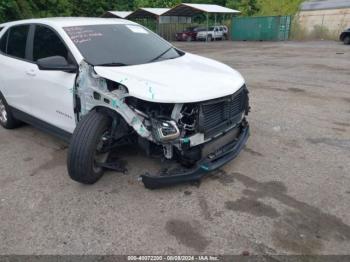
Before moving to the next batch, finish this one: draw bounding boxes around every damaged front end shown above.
[133,86,251,189]
[74,61,250,189]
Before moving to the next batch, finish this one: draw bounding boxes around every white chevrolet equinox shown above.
[0,18,250,189]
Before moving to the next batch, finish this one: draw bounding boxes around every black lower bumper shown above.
[140,123,250,189]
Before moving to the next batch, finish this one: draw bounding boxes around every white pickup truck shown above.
[196,25,228,41]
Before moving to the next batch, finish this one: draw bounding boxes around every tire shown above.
[186,36,192,42]
[207,35,212,42]
[344,36,350,45]
[67,110,112,184]
[0,92,21,129]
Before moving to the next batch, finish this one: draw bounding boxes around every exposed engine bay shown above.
[74,61,250,171]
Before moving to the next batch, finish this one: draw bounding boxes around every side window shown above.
[33,25,69,62]
[7,25,30,59]
[0,29,9,53]
[0,27,3,32]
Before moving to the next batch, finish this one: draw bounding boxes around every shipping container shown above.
[231,16,291,41]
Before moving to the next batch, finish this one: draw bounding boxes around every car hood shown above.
[94,53,245,103]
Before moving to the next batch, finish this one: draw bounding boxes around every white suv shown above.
[196,25,227,41]
[0,18,250,189]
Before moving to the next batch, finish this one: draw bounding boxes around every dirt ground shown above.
[0,41,349,255]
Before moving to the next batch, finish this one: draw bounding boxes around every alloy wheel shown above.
[0,98,7,125]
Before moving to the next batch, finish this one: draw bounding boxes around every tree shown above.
[0,0,304,24]
[0,0,73,22]
[134,0,181,8]
[70,0,136,17]
[0,0,35,22]
[226,0,260,16]
[257,0,303,16]
[34,0,72,17]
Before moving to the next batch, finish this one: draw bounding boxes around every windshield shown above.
[64,24,182,66]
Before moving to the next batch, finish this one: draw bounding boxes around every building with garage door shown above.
[297,0,350,38]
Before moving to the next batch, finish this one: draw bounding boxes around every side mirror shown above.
[37,56,77,73]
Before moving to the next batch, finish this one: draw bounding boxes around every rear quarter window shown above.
[7,25,30,59]
[0,29,9,53]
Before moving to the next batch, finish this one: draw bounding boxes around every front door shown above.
[25,24,77,133]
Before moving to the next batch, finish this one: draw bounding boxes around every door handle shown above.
[26,69,36,77]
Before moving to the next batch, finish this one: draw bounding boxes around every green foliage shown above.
[34,0,72,17]
[290,16,307,40]
[0,0,137,22]
[0,1,15,22]
[257,0,303,16]
[226,0,260,16]
[310,24,332,39]
[0,0,304,23]
[0,0,73,22]
[71,0,135,17]
[135,0,181,8]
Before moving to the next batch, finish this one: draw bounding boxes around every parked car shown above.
[340,28,350,45]
[0,18,250,189]
[196,25,225,41]
[175,26,203,41]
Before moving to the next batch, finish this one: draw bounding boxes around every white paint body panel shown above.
[0,18,246,135]
[25,63,76,133]
[0,55,33,114]
[94,53,245,103]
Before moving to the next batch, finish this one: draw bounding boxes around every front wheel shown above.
[0,93,21,129]
[67,111,112,184]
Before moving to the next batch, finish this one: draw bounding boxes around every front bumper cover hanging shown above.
[140,123,250,189]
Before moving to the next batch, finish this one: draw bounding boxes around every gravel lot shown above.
[0,41,349,255]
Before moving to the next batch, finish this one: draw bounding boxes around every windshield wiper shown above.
[95,62,128,67]
[149,47,174,62]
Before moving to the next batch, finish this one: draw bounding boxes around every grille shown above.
[198,86,247,138]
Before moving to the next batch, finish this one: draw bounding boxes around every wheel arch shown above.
[90,105,121,121]
[340,32,350,41]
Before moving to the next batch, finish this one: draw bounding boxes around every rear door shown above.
[25,24,77,133]
[0,24,33,114]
